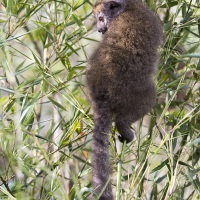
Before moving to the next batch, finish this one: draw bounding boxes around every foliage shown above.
[0,0,199,199]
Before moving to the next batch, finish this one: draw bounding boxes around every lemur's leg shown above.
[115,113,134,143]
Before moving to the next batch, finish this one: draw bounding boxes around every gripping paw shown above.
[118,132,134,143]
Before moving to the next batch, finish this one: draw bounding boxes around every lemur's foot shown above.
[118,131,134,143]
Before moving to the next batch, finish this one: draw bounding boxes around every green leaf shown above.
[48,97,67,111]
[181,54,200,58]
[151,160,168,173]
[198,59,200,70]
[23,109,34,127]
[181,10,194,23]
[0,86,15,94]
[71,14,84,28]
[182,3,186,17]
[150,183,158,200]
[65,42,79,56]
[69,187,76,200]
[160,1,178,8]
[42,79,48,93]
[44,41,54,49]
[190,138,200,146]
[32,52,41,64]
[0,186,16,200]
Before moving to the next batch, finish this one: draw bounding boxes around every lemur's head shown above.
[93,0,127,34]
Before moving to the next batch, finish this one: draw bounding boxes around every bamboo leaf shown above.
[48,97,67,111]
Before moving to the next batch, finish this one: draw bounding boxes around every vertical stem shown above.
[116,140,126,200]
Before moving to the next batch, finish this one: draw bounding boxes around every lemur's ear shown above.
[108,1,121,10]
[104,0,127,14]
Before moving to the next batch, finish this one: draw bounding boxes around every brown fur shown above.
[86,0,163,199]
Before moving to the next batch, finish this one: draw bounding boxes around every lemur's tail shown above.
[92,107,113,200]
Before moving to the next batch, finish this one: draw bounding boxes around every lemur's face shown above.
[93,0,126,34]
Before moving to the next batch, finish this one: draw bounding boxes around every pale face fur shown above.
[93,0,126,33]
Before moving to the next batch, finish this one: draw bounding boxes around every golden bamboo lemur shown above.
[86,0,163,199]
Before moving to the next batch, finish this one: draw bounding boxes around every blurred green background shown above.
[0,0,199,199]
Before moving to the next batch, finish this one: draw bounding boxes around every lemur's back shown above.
[88,0,162,114]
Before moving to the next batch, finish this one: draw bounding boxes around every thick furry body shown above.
[86,0,163,199]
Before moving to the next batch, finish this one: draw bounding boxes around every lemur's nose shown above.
[98,27,107,34]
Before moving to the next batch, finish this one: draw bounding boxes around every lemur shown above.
[86,0,163,199]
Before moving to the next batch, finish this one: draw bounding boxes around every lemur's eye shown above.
[99,16,104,22]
